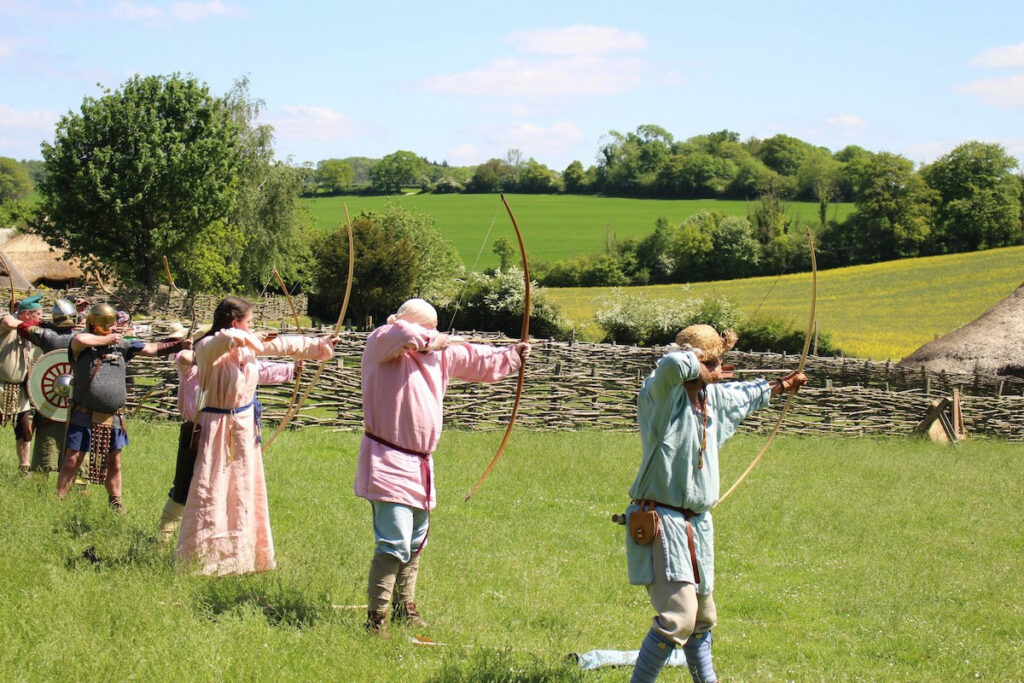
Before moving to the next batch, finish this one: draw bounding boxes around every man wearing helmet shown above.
[0,295,45,475]
[1,297,79,478]
[55,302,189,512]
[625,325,808,683]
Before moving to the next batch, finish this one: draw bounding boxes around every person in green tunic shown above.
[0,298,78,478]
[0,295,44,476]
[626,324,807,683]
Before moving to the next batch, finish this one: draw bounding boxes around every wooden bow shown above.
[464,193,530,501]
[162,255,181,294]
[714,228,817,507]
[269,207,354,443]
[0,250,16,314]
[262,266,305,453]
[93,269,132,318]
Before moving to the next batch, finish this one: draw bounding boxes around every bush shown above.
[735,316,841,355]
[434,268,568,340]
[595,290,740,346]
[596,291,842,355]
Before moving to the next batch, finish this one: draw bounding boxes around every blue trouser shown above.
[370,501,429,563]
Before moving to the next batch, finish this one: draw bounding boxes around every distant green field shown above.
[547,245,1024,361]
[299,194,854,271]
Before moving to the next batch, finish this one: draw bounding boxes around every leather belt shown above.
[633,499,701,584]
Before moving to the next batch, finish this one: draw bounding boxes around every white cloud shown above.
[446,143,479,165]
[955,73,1024,108]
[0,104,59,157]
[422,55,646,97]
[170,0,246,22]
[826,114,868,135]
[504,25,647,56]
[109,2,162,21]
[0,35,34,60]
[970,43,1024,69]
[262,105,362,141]
[453,120,585,165]
[110,0,246,22]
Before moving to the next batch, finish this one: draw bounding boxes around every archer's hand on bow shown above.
[515,342,531,361]
[771,371,808,396]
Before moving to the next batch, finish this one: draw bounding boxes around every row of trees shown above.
[526,140,1024,287]
[5,72,1022,340]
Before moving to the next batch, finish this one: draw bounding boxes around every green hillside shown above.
[299,193,853,271]
[547,245,1024,361]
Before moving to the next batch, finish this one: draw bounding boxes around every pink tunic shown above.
[175,329,333,576]
[354,319,522,510]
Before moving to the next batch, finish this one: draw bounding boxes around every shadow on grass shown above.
[58,508,168,572]
[193,576,332,629]
[429,648,584,682]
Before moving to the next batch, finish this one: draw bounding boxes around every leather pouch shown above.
[629,500,661,545]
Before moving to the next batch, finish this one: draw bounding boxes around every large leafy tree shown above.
[315,159,354,194]
[37,74,244,288]
[921,141,1022,252]
[843,152,938,262]
[369,151,427,193]
[222,78,314,292]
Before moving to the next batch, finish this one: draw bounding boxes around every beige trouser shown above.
[646,535,718,646]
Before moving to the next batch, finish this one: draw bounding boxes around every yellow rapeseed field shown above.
[547,245,1024,360]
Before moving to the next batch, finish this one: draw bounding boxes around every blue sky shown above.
[2,0,1023,170]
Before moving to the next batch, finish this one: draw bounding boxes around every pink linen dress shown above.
[354,319,522,510]
[175,329,334,576]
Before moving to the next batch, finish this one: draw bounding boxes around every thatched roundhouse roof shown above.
[0,233,84,287]
[897,281,1024,378]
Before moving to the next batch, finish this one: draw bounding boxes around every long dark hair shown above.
[199,296,253,341]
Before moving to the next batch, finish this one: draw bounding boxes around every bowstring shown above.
[445,197,502,332]
[743,241,807,324]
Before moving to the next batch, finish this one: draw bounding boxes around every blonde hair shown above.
[387,298,437,329]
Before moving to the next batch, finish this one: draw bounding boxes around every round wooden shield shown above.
[28,349,73,422]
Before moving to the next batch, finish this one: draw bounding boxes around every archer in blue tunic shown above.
[626,324,807,683]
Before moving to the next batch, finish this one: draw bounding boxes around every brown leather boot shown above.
[365,609,389,635]
[391,601,427,627]
[365,552,400,634]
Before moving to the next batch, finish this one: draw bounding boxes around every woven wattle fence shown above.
[126,327,1024,441]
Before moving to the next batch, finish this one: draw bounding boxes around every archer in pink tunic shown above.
[355,297,528,632]
[354,317,523,510]
[175,328,334,576]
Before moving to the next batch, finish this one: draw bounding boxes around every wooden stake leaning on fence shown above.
[262,266,306,453]
[464,193,530,502]
[715,228,817,508]
[268,207,354,446]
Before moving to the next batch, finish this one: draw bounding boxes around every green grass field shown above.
[547,245,1024,361]
[1,423,1021,681]
[300,194,854,272]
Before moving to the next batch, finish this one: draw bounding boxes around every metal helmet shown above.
[52,298,76,324]
[86,302,117,332]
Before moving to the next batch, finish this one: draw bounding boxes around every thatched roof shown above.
[0,233,84,285]
[0,251,34,289]
[898,281,1024,378]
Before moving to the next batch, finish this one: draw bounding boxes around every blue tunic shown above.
[626,350,771,593]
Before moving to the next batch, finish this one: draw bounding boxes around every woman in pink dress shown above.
[175,296,336,576]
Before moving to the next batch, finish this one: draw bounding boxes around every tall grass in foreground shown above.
[548,244,1024,359]
[0,423,1021,681]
